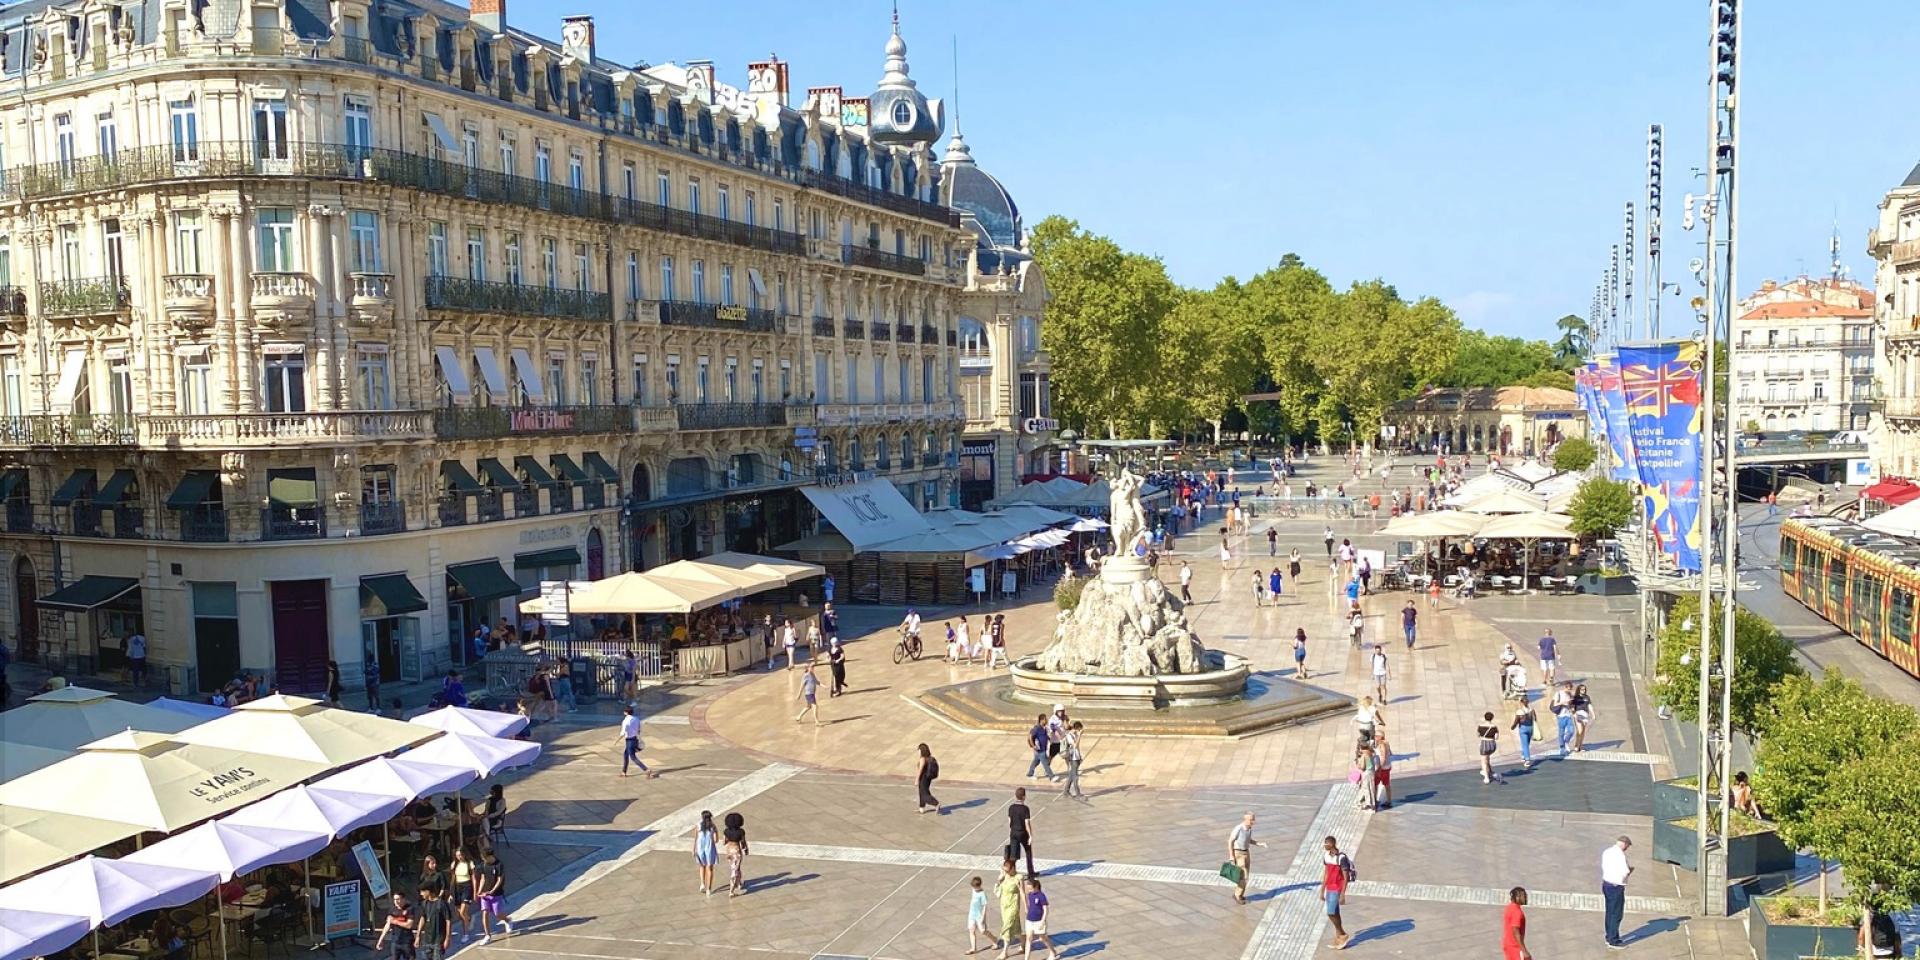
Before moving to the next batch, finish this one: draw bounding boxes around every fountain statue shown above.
[1033,468,1207,677]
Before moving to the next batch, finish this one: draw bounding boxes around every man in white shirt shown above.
[617,705,657,779]
[1369,644,1389,702]
[781,619,798,671]
[1600,836,1633,949]
[125,632,148,688]
[1178,561,1194,604]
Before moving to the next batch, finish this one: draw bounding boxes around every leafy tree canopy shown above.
[1551,436,1598,472]
[1568,476,1634,539]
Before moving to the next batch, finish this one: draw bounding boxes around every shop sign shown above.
[519,525,576,545]
[510,408,579,432]
[714,305,748,322]
[962,440,997,458]
[188,765,268,803]
[351,840,390,898]
[1022,417,1059,435]
[323,882,361,941]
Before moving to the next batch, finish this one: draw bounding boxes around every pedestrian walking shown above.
[1292,628,1310,680]
[1289,547,1302,583]
[474,847,512,942]
[1373,733,1394,808]
[618,705,658,779]
[1600,836,1632,949]
[1353,742,1378,811]
[1427,577,1441,609]
[1370,644,1390,703]
[1024,713,1055,780]
[1552,682,1576,755]
[1477,710,1503,784]
[793,664,822,725]
[1864,893,1905,958]
[994,860,1023,960]
[1253,569,1267,606]
[1538,629,1559,686]
[1022,877,1060,959]
[781,618,797,669]
[827,638,847,696]
[959,615,977,664]
[1046,706,1069,769]
[412,885,451,960]
[1511,694,1538,771]
[375,893,417,960]
[1269,567,1284,601]
[1571,683,1594,751]
[1323,525,1335,557]
[1322,836,1353,950]
[365,667,381,712]
[1401,600,1418,649]
[1266,525,1278,557]
[1177,560,1194,603]
[1348,606,1364,647]
[1498,642,1520,695]
[1353,696,1381,746]
[1220,541,1233,565]
[1006,787,1036,876]
[448,847,474,939]
[1060,721,1086,799]
[693,810,719,895]
[916,742,941,814]
[966,875,996,956]
[723,812,750,897]
[988,614,1010,669]
[1224,812,1264,904]
[1503,887,1532,960]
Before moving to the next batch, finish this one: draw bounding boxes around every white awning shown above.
[510,348,546,403]
[50,349,86,409]
[474,347,508,399]
[748,268,767,297]
[423,113,462,153]
[434,346,471,398]
[800,478,931,553]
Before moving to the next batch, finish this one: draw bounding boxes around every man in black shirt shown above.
[413,887,452,960]
[1007,787,1035,876]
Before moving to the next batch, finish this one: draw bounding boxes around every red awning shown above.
[1865,478,1920,504]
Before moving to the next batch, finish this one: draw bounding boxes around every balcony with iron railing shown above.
[896,323,915,343]
[437,496,469,527]
[0,414,137,446]
[675,402,789,431]
[0,286,27,318]
[842,244,928,277]
[798,168,959,228]
[512,489,540,519]
[425,275,610,321]
[359,499,406,535]
[870,321,892,342]
[177,505,228,542]
[261,505,325,541]
[476,490,505,523]
[432,404,629,440]
[40,277,131,317]
[657,300,779,333]
[338,35,373,64]
[921,324,940,344]
[843,319,867,340]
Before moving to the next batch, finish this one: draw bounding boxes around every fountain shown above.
[915,469,1351,737]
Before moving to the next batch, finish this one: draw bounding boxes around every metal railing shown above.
[842,244,928,277]
[675,402,788,430]
[812,316,837,338]
[40,277,131,317]
[870,321,892,342]
[0,286,27,316]
[339,36,373,64]
[896,323,915,343]
[658,300,778,332]
[261,505,325,541]
[843,319,866,340]
[0,414,137,446]
[922,324,940,344]
[432,404,630,439]
[437,496,469,527]
[799,168,958,227]
[476,490,505,523]
[424,275,609,321]
[178,505,228,542]
[359,499,406,535]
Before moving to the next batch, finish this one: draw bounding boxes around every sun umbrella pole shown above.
[304,857,314,944]
[217,893,230,960]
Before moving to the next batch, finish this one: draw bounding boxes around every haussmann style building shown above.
[1872,160,1920,478]
[0,0,982,694]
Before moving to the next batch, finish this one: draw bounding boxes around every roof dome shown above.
[941,143,1021,251]
[867,13,943,146]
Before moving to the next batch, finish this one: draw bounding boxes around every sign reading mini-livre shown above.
[509,408,578,432]
[323,881,362,941]
[351,840,390,898]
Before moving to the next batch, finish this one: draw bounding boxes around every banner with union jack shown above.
[1575,363,1605,444]
[1592,356,1638,486]
[1618,340,1705,572]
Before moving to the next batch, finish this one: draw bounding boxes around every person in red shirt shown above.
[1503,886,1532,960]
[1321,836,1351,950]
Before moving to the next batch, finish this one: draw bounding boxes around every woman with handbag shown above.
[1476,711,1503,784]
[1510,694,1538,771]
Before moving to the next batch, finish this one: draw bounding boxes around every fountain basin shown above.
[1010,651,1250,708]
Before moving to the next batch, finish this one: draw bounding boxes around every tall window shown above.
[256,209,295,271]
[356,347,391,409]
[579,357,598,405]
[263,352,306,412]
[252,100,288,159]
[779,360,791,401]
[58,224,81,278]
[720,265,734,306]
[465,228,486,281]
[622,163,637,201]
[343,97,373,152]
[541,237,558,289]
[546,355,567,405]
[717,184,730,221]
[626,252,640,302]
[696,357,710,403]
[169,99,199,162]
[631,354,648,405]
[503,234,523,285]
[751,360,764,403]
[95,112,117,161]
[101,219,124,279]
[348,211,380,272]
[923,357,934,402]
[874,356,884,402]
[744,191,756,227]
[173,212,204,273]
[661,256,675,301]
[814,355,827,402]
[0,356,12,417]
[688,178,702,216]
[534,144,551,183]
[427,222,448,277]
[498,136,516,175]
[691,260,705,304]
[53,113,75,170]
[898,357,909,402]
[462,127,478,167]
[656,170,670,207]
[574,243,590,292]
[777,273,788,314]
[774,198,785,233]
[848,355,860,403]
[568,153,584,192]
[107,355,132,415]
[724,358,738,402]
[179,354,210,414]
[665,356,680,399]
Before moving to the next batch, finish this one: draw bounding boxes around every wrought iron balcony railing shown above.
[0,414,137,446]
[432,404,630,440]
[261,505,326,541]
[359,499,406,535]
[812,316,837,338]
[40,277,131,317]
[675,402,788,430]
[841,244,928,277]
[657,301,779,333]
[424,276,610,321]
[843,319,867,340]
[177,505,229,542]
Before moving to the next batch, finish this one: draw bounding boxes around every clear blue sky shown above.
[534,0,1916,340]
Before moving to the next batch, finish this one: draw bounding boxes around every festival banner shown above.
[1617,340,1706,572]
[1575,363,1606,444]
[1593,356,1639,485]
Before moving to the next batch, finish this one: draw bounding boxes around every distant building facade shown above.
[1872,162,1920,477]
[1383,386,1583,457]
[1732,271,1875,437]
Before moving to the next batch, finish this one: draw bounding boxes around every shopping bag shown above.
[1219,861,1245,886]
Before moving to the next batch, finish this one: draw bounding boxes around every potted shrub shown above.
[1650,813,1791,876]
[1652,775,1704,822]
[1747,896,1857,960]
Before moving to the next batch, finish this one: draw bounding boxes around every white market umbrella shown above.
[0,806,145,885]
[0,908,93,960]
[1460,488,1549,515]
[402,732,541,778]
[568,571,734,614]
[0,686,198,750]
[1067,517,1110,533]
[223,784,406,839]
[409,705,529,739]
[0,742,71,781]
[146,697,231,721]
[123,820,330,882]
[172,694,436,767]
[1478,511,1576,592]
[317,756,479,801]
[645,558,781,593]
[694,551,826,586]
[0,855,218,927]
[1380,511,1486,538]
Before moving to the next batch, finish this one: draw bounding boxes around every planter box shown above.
[1577,572,1637,596]
[1653,778,1700,822]
[1651,818,1796,878]
[1749,897,1856,960]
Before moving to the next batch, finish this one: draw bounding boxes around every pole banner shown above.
[1617,340,1706,573]
[1593,356,1639,485]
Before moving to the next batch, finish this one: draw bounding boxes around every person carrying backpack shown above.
[915,743,940,814]
[1322,835,1354,950]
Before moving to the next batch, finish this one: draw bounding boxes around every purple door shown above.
[271,579,329,693]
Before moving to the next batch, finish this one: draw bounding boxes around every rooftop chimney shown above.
[560,14,594,62]
[471,0,504,36]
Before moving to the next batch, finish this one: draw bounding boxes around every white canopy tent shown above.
[122,820,330,882]
[1478,511,1577,592]
[222,784,406,839]
[402,731,542,778]
[567,571,737,614]
[1380,511,1487,538]
[0,855,219,928]
[1863,499,1920,537]
[800,478,931,552]
[0,908,93,960]
[0,686,199,750]
[693,551,825,585]
[1459,488,1550,515]
[409,705,529,739]
[171,694,436,767]
[0,806,146,885]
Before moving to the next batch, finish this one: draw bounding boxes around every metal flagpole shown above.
[1694,188,1719,917]
[1713,0,1743,913]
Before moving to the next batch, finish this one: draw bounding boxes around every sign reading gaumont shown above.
[800,478,931,552]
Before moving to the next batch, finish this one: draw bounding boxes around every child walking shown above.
[966,876,997,955]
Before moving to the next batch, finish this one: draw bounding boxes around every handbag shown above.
[1347,766,1363,785]
[1218,861,1245,886]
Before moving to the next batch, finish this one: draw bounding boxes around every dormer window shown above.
[892,100,913,127]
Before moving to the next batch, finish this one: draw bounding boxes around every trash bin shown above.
[569,656,598,705]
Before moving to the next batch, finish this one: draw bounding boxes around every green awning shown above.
[40,575,140,612]
[583,452,619,483]
[514,546,581,570]
[514,456,559,488]
[93,469,137,505]
[165,470,220,509]
[50,469,96,507]
[267,470,318,507]
[441,460,482,494]
[476,458,523,493]
[446,559,521,602]
[548,454,589,483]
[0,469,25,500]
[360,573,428,617]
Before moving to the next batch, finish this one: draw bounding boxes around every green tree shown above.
[1438,329,1560,388]
[1552,314,1590,365]
[1550,436,1598,472]
[1805,734,1920,913]
[1567,476,1634,539]
[1029,217,1177,436]
[1648,595,1802,734]
[1305,281,1460,444]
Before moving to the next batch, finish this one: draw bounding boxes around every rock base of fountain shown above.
[1009,650,1249,708]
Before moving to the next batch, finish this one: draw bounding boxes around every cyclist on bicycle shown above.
[902,608,922,642]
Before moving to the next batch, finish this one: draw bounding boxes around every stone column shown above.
[393,215,418,409]
[209,206,237,411]
[307,206,336,410]
[328,210,351,410]
[229,208,257,410]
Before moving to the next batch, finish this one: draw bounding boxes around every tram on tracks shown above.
[1779,517,1920,678]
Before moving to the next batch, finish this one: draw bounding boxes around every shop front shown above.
[36,575,143,677]
[958,439,998,511]
[360,572,429,684]
[444,559,521,666]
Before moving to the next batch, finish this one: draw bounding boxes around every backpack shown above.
[526,674,543,695]
[926,757,939,780]
[1339,854,1357,884]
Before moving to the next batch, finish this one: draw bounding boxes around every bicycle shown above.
[892,627,924,664]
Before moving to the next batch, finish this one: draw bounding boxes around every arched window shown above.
[900,434,912,466]
[630,464,653,501]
